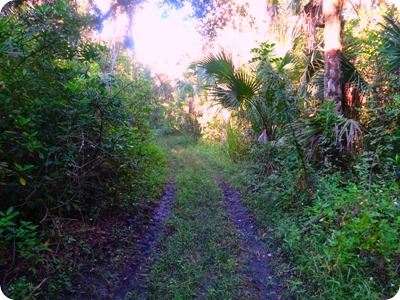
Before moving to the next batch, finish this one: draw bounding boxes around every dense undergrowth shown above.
[197,135,399,299]
[0,2,167,298]
[241,145,399,299]
[188,4,400,298]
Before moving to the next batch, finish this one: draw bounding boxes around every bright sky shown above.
[93,0,400,79]
[94,0,272,79]
[132,1,203,78]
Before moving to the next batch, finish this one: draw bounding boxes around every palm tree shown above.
[196,51,266,133]
[323,0,344,111]
[196,49,294,141]
[197,51,260,110]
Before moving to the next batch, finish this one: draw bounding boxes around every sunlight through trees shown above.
[1,1,400,299]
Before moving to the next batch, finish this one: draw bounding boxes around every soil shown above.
[111,182,176,300]
[57,180,292,300]
[221,181,293,300]
[61,182,176,300]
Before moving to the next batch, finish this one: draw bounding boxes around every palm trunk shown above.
[323,0,344,112]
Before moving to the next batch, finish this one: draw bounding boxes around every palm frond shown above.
[336,117,362,152]
[210,86,242,109]
[247,95,280,139]
[379,15,400,74]
[197,50,235,84]
[299,49,324,97]
[293,102,363,158]
[208,70,261,110]
[228,69,261,102]
[308,69,324,100]
[341,54,369,93]
[198,50,261,112]
[292,116,324,150]
[308,53,369,101]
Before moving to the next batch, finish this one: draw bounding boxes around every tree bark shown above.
[323,0,344,112]
[302,0,323,53]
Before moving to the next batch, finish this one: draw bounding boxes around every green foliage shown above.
[291,175,400,299]
[303,51,369,105]
[249,42,299,139]
[192,6,400,300]
[0,1,166,297]
[231,143,400,299]
[5,276,36,300]
[356,15,400,182]
[293,100,362,167]
[158,97,202,137]
[2,2,399,299]
[363,95,400,176]
[152,77,202,138]
[201,116,225,142]
[197,50,261,110]
[190,8,400,300]
[197,50,236,85]
[225,119,250,161]
[379,14,400,75]
[0,1,160,217]
[125,140,168,203]
[198,44,298,141]
[311,183,399,272]
[0,207,49,298]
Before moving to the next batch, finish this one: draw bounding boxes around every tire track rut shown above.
[221,181,292,300]
[63,181,176,300]
[112,182,176,299]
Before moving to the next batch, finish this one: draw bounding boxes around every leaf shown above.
[19,177,26,186]
[16,117,31,127]
[6,207,14,215]
[13,163,35,172]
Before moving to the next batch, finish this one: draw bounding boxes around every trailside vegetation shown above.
[0,1,166,298]
[192,1,400,299]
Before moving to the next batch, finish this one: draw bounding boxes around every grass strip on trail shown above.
[148,136,249,299]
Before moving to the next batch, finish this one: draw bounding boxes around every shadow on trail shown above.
[111,182,176,299]
[64,182,176,300]
[221,182,294,300]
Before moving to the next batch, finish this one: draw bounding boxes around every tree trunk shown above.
[303,0,323,53]
[323,0,344,112]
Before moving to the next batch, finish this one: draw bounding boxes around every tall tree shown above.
[323,0,344,111]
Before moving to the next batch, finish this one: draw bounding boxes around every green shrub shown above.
[225,119,251,161]
[236,137,399,299]
[0,207,49,298]
[277,174,400,299]
[0,2,166,296]
[0,1,161,218]
[307,179,398,274]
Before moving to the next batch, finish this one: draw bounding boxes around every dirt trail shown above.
[111,182,176,299]
[221,182,289,300]
[61,144,292,299]
[63,182,176,300]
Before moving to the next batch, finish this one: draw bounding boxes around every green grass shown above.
[215,141,400,300]
[148,136,250,299]
[177,139,400,300]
